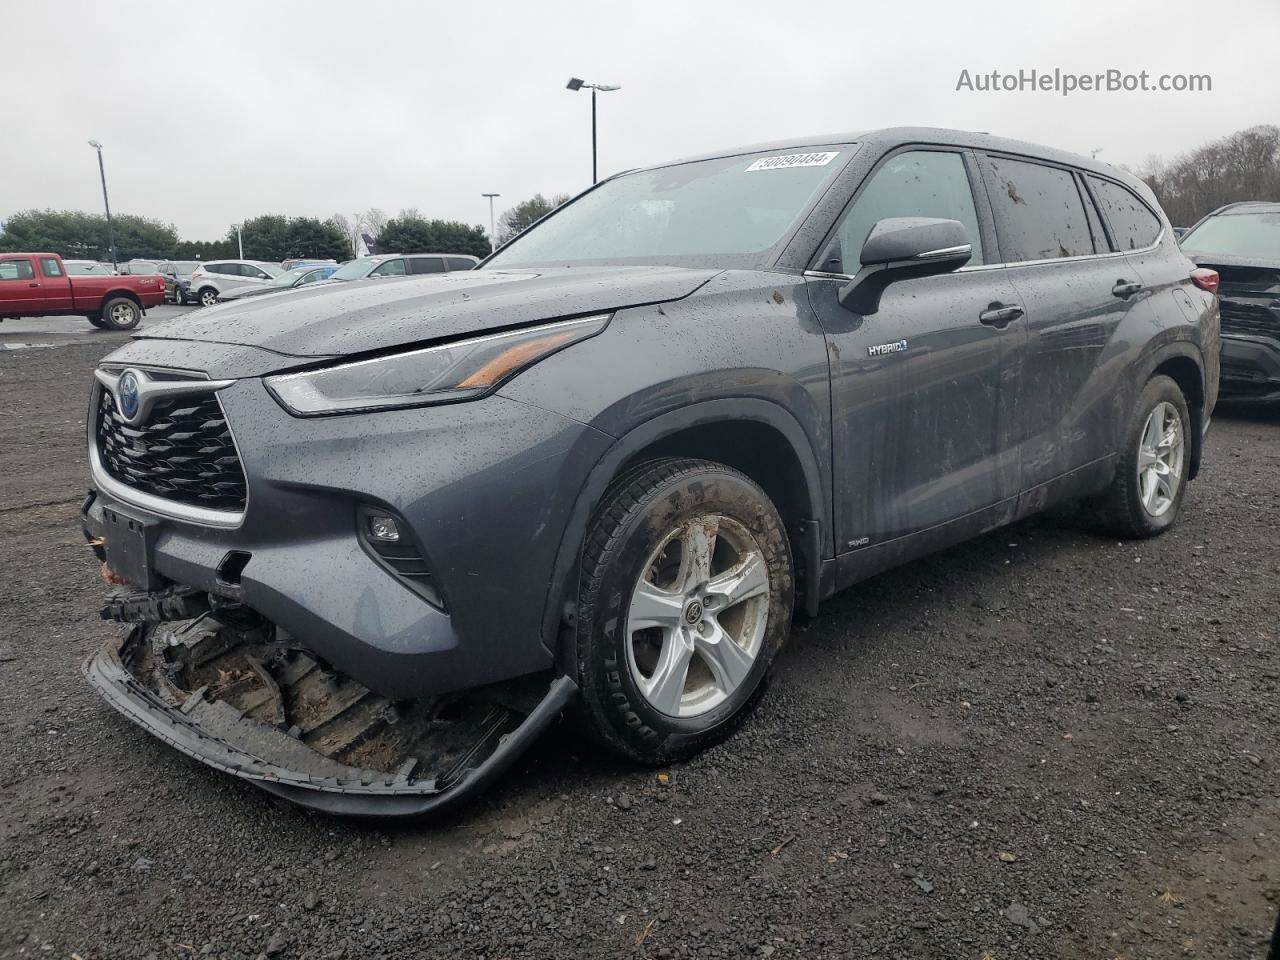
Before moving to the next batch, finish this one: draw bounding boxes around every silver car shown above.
[187,260,284,306]
[323,253,480,283]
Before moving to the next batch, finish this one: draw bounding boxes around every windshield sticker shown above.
[745,151,840,172]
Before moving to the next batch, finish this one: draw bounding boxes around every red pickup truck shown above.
[0,253,166,330]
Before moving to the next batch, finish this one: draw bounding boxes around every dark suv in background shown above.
[82,128,1219,815]
[1181,201,1280,401]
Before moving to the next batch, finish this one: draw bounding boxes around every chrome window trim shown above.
[89,378,247,529]
[801,233,1163,281]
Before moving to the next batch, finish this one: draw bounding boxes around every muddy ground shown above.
[1,333,1277,959]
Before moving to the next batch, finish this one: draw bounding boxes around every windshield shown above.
[486,148,849,269]
[1181,211,1280,259]
[271,267,312,287]
[330,257,380,281]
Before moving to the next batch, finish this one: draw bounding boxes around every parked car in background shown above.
[187,260,284,306]
[281,258,338,270]
[1181,201,1280,401]
[63,259,116,275]
[218,264,341,301]
[80,128,1218,814]
[154,260,202,304]
[322,252,479,283]
[122,259,163,275]
[0,252,164,329]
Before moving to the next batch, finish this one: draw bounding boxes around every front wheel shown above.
[574,458,794,763]
[1090,375,1191,538]
[197,287,219,307]
[100,297,141,331]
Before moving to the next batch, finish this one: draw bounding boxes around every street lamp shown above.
[481,192,501,252]
[232,223,244,259]
[566,77,621,184]
[87,140,117,271]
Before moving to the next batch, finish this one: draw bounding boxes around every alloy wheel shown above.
[625,515,770,718]
[200,290,217,306]
[1137,400,1184,517]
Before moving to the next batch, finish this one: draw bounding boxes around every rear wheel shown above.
[197,287,219,307]
[574,458,794,762]
[100,297,141,331]
[1090,375,1190,538]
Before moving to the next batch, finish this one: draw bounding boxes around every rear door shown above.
[806,147,1025,552]
[38,256,74,311]
[979,154,1134,493]
[0,257,44,313]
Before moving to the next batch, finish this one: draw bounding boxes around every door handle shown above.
[28,282,40,288]
[979,303,1025,327]
[1112,279,1144,299]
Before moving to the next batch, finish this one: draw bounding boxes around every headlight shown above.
[265,314,610,415]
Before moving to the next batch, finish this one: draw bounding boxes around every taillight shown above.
[1191,268,1219,294]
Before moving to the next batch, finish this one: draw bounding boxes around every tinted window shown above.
[832,150,983,272]
[1181,210,1280,258]
[1089,177,1162,251]
[408,256,445,274]
[983,157,1093,262]
[371,258,407,277]
[40,258,64,277]
[207,263,232,275]
[1078,176,1110,253]
[0,259,35,280]
[446,257,476,271]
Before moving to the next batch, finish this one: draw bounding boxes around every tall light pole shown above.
[481,192,500,252]
[234,223,244,259]
[566,78,620,184]
[87,140,117,271]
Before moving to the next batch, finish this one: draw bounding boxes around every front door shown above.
[805,148,1025,554]
[0,257,44,313]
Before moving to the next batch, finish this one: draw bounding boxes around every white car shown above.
[187,260,285,306]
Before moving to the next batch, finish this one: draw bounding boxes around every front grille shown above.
[1219,298,1279,340]
[95,388,247,511]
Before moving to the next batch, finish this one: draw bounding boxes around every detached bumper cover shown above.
[1220,334,1280,399]
[84,626,577,817]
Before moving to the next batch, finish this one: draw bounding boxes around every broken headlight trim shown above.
[265,314,611,416]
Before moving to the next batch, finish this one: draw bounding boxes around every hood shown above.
[137,266,721,357]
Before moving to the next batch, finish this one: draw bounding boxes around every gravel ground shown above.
[1,334,1278,960]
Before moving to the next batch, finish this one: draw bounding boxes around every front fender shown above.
[538,398,830,658]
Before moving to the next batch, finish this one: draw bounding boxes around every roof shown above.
[1210,201,1280,216]
[645,126,1149,191]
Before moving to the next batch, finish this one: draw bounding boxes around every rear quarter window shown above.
[446,257,477,271]
[982,156,1094,262]
[1089,177,1162,251]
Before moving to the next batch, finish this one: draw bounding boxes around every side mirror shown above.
[837,217,972,315]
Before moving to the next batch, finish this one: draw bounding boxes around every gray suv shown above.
[187,260,284,305]
[82,128,1219,816]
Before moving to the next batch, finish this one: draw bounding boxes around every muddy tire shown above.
[574,458,794,763]
[100,296,141,331]
[1090,375,1191,539]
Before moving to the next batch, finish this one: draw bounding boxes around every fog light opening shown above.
[368,515,401,543]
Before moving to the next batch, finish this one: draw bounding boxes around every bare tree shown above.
[327,212,365,258]
[1136,125,1280,226]
[364,207,389,239]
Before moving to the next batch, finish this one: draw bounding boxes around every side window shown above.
[297,270,323,285]
[1089,177,1162,251]
[206,263,228,275]
[371,258,407,277]
[982,156,1094,261]
[446,257,476,271]
[0,259,35,280]
[408,256,445,274]
[40,258,64,277]
[832,150,983,272]
[1077,175,1111,252]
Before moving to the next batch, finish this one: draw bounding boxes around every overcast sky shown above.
[4,0,1278,243]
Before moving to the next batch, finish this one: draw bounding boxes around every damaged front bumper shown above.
[84,614,577,817]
